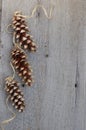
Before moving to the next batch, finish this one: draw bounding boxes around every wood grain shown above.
[0,0,86,130]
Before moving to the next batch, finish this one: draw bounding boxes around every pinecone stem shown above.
[6,95,16,118]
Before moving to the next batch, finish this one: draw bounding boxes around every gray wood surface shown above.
[0,0,86,130]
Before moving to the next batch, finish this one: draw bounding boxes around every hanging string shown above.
[6,2,54,33]
[12,32,16,45]
[13,32,27,54]
[6,24,13,33]
[10,61,15,80]
[15,3,54,19]
[0,96,16,130]
[4,61,16,86]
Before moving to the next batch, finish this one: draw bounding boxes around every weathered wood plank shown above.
[1,0,48,130]
[72,1,86,130]
[0,0,86,130]
[40,0,77,130]
[39,1,86,130]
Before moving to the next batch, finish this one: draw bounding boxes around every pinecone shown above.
[12,11,37,52]
[5,77,25,112]
[11,44,33,86]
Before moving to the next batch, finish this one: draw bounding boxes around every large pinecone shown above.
[12,11,37,52]
[11,44,33,86]
[5,77,25,112]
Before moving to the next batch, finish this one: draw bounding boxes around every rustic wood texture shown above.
[0,0,2,44]
[0,0,86,130]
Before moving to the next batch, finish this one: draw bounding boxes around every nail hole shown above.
[22,84,25,87]
[45,54,49,57]
[75,83,77,88]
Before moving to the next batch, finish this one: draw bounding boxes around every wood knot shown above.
[22,84,25,87]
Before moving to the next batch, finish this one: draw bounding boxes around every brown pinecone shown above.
[12,11,37,52]
[11,44,33,86]
[5,77,25,112]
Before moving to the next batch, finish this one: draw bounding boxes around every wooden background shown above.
[0,0,86,130]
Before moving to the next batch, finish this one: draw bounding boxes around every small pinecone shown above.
[5,77,25,112]
[11,45,33,86]
[12,11,37,52]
